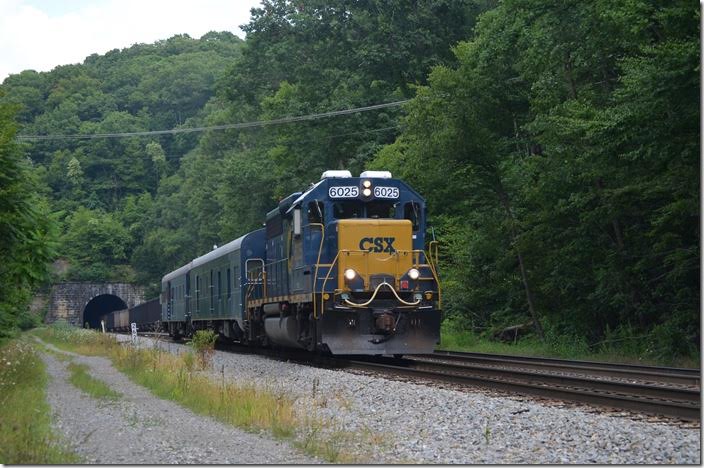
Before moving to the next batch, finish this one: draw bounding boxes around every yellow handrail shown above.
[426,241,442,309]
[318,250,342,317]
[316,248,441,314]
[343,281,421,308]
[310,223,325,320]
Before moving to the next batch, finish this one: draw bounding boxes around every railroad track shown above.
[340,353,700,421]
[129,332,700,421]
[426,350,700,386]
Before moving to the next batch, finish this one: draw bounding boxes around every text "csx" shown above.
[359,237,396,253]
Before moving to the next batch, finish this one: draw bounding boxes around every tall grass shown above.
[0,338,79,464]
[113,345,297,437]
[34,324,116,356]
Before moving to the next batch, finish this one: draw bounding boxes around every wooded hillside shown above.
[0,0,699,361]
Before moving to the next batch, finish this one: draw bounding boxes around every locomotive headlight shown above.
[362,188,372,197]
[362,180,372,188]
[344,268,357,281]
[408,268,420,280]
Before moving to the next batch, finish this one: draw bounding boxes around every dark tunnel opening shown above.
[82,294,127,329]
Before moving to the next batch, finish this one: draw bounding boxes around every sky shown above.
[0,0,262,81]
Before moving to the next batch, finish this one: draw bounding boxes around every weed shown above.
[190,330,217,369]
[0,338,79,463]
[67,363,121,400]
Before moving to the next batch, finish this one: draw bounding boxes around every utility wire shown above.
[16,100,409,142]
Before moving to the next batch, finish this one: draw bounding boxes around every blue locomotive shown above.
[160,170,441,355]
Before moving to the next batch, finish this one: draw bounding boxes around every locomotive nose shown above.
[336,219,413,291]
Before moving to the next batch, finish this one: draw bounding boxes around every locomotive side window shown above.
[367,201,395,219]
[333,201,363,219]
[404,202,421,231]
[226,268,231,299]
[217,271,222,302]
[308,201,325,224]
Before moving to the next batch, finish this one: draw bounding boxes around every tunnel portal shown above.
[82,294,128,329]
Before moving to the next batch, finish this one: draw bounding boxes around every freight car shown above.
[113,308,130,331]
[129,298,161,331]
[161,170,442,355]
[100,298,161,333]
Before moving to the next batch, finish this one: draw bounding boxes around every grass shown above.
[113,345,298,438]
[33,325,372,463]
[439,320,700,368]
[67,362,122,400]
[0,337,79,464]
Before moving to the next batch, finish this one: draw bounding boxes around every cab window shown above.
[333,201,363,219]
[404,202,421,231]
[308,201,325,224]
[367,201,395,219]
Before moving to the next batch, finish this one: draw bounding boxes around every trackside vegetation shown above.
[67,362,122,400]
[35,325,373,462]
[0,338,79,464]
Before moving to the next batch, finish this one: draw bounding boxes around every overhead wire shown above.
[15,100,409,142]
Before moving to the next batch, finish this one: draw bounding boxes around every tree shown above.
[0,100,57,336]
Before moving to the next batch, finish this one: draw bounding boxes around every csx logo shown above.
[359,237,396,253]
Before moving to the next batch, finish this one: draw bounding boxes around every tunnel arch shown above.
[81,294,127,329]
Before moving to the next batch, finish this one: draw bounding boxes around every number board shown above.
[329,186,359,198]
[373,186,400,199]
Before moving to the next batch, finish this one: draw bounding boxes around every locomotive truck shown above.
[160,170,441,355]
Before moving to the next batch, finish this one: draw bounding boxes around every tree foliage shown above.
[371,0,699,359]
[0,100,57,336]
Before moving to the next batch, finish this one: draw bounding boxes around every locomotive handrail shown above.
[244,258,266,312]
[310,222,325,320]
[317,248,440,316]
[343,281,421,308]
[317,250,341,318]
[426,240,442,309]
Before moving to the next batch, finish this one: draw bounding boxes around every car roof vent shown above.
[360,170,392,179]
[321,170,352,179]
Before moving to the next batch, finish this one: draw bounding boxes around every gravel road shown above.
[118,336,701,464]
[38,339,318,464]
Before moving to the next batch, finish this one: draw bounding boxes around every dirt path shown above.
[36,339,318,464]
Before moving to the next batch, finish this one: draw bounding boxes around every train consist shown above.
[101,299,161,332]
[107,170,442,355]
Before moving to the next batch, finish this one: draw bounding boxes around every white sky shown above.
[0,0,262,81]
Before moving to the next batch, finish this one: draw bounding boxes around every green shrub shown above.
[190,330,217,369]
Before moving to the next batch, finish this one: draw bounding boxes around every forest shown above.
[0,0,699,362]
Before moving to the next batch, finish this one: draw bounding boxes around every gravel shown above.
[39,333,701,464]
[118,335,701,464]
[38,340,319,464]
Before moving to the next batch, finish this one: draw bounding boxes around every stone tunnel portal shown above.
[82,294,127,329]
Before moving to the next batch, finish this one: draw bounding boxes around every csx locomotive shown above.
[161,170,441,355]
